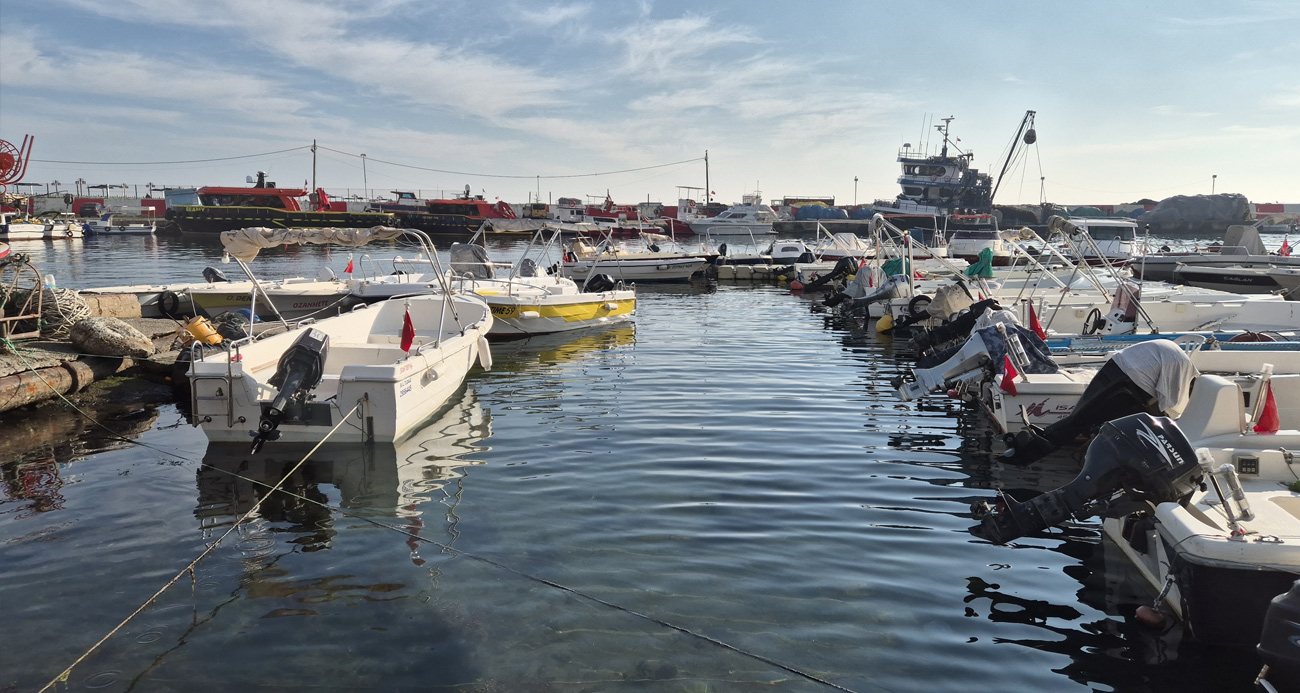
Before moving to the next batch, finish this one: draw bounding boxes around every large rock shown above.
[70,317,155,358]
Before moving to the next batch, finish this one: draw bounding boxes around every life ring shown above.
[158,291,183,319]
[567,200,577,208]
[929,176,938,182]
[943,176,951,183]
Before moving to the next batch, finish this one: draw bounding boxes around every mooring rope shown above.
[38,402,363,693]
[10,343,866,692]
[195,464,867,693]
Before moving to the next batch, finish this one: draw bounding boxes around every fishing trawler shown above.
[873,111,1037,231]
[164,172,394,234]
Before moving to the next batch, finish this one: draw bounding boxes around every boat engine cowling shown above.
[584,273,617,292]
[1258,579,1300,693]
[202,266,228,283]
[974,413,1202,544]
[252,328,329,453]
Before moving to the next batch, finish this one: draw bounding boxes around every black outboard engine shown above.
[974,413,1202,544]
[251,328,330,453]
[803,256,859,292]
[1258,579,1300,693]
[584,273,617,293]
[912,298,1002,352]
[202,266,228,283]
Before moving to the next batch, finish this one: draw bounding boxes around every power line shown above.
[29,146,313,166]
[315,145,703,180]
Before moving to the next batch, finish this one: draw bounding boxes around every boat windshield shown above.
[952,230,1000,240]
[1085,224,1135,240]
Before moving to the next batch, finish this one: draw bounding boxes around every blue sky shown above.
[1,0,1296,207]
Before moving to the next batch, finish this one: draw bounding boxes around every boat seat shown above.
[1178,374,1244,442]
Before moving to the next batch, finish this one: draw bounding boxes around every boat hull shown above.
[165,206,395,234]
[563,257,710,283]
[481,291,635,337]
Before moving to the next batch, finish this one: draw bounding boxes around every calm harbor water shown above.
[0,234,1266,691]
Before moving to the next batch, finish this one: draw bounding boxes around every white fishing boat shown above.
[1059,217,1137,266]
[82,213,156,235]
[0,212,49,241]
[188,291,493,448]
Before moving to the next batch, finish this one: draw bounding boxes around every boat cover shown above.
[449,243,494,279]
[221,226,406,261]
[926,282,975,321]
[1108,339,1199,418]
[1221,225,1267,255]
[976,324,1058,375]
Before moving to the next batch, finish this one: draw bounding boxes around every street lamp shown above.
[360,153,368,199]
[854,176,859,206]
[1212,174,1217,194]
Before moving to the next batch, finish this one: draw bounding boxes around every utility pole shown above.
[1212,174,1217,194]
[361,153,368,199]
[704,150,710,206]
[854,176,858,206]
[311,139,318,196]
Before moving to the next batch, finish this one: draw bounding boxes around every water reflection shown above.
[195,387,491,562]
[0,403,160,518]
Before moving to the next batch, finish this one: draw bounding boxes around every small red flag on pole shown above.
[1254,381,1280,433]
[344,254,354,274]
[400,305,415,353]
[1028,302,1047,340]
[1281,237,1292,257]
[1000,355,1019,396]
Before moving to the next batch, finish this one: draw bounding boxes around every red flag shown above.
[1000,355,1019,396]
[400,307,415,352]
[1254,381,1279,433]
[1028,303,1047,340]
[1281,237,1292,257]
[344,256,354,274]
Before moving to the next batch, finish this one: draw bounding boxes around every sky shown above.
[1,0,1297,208]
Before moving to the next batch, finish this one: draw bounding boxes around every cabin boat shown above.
[0,212,50,241]
[562,234,715,283]
[164,171,394,234]
[686,203,778,236]
[872,115,1001,229]
[1057,217,1137,266]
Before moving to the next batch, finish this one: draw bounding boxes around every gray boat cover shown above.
[1221,225,1267,255]
[1108,339,1199,418]
[449,243,494,279]
[926,282,975,321]
[221,226,406,261]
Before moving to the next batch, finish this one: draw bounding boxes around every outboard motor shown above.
[803,256,860,292]
[584,273,617,293]
[251,328,330,453]
[974,413,1203,544]
[1001,339,1194,467]
[202,266,228,283]
[824,273,909,309]
[911,298,1003,352]
[1258,579,1300,693]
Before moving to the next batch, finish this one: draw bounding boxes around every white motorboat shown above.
[1132,224,1300,283]
[188,292,493,447]
[83,213,156,235]
[81,226,426,321]
[0,212,49,241]
[561,234,715,283]
[973,366,1300,645]
[1171,264,1300,299]
[1058,217,1137,266]
[686,203,778,236]
[447,230,635,338]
